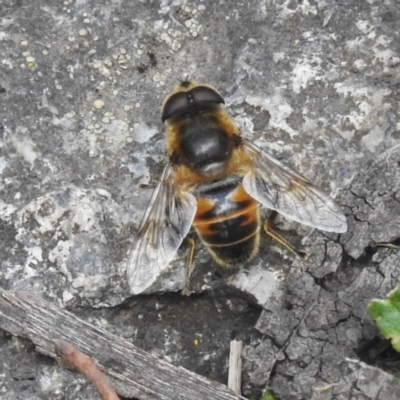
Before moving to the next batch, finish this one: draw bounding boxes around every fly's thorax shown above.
[166,108,242,179]
[179,113,232,178]
[162,81,242,180]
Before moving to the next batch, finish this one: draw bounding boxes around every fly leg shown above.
[263,211,310,260]
[181,237,196,296]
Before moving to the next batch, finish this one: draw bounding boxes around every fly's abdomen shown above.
[193,180,260,266]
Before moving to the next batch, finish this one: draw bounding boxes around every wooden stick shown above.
[0,288,246,400]
[56,340,120,400]
[227,339,243,394]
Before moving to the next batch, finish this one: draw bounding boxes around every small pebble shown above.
[93,99,105,109]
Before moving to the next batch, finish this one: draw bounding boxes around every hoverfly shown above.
[126,81,347,294]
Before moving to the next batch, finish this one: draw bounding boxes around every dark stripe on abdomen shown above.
[199,212,258,245]
[193,181,260,265]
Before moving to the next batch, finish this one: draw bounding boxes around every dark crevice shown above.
[12,377,35,382]
[70,287,262,387]
[334,316,352,327]
[350,189,376,210]
[284,301,293,310]
[356,336,400,373]
[375,264,386,279]
[120,396,139,400]
[351,213,368,223]
[244,328,264,347]
[310,245,377,292]
[313,272,335,290]
[263,333,286,351]
[359,244,379,261]
[341,245,376,269]
[267,359,280,382]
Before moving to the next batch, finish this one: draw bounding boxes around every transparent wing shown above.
[241,139,347,233]
[126,162,197,294]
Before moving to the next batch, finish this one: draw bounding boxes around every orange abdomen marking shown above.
[193,180,260,266]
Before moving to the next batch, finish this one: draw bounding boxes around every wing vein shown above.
[241,139,347,233]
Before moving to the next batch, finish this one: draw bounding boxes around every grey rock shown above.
[1,0,400,399]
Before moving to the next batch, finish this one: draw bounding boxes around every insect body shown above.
[126,81,347,294]
[193,177,260,266]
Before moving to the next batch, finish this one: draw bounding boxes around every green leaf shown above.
[367,286,400,352]
[260,391,278,400]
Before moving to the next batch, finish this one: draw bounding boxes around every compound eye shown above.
[162,92,189,122]
[161,86,225,122]
[190,86,225,106]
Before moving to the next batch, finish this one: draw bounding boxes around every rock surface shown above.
[1,0,400,399]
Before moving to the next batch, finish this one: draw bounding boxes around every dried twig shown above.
[373,242,400,250]
[227,339,243,394]
[0,288,246,400]
[56,341,120,400]
[315,383,338,393]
